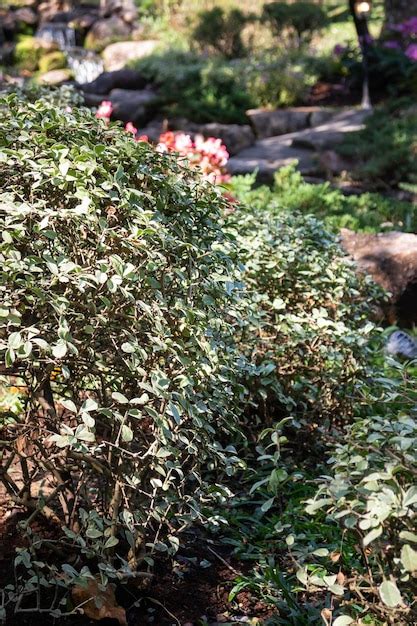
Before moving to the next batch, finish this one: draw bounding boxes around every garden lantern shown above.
[354,1,372,19]
[350,0,373,109]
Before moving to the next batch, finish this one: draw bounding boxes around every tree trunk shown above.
[384,0,417,25]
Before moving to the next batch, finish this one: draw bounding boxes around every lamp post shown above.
[349,0,373,109]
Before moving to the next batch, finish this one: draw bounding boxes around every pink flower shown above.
[96,100,113,120]
[406,43,417,61]
[125,122,138,137]
[137,135,149,143]
[173,133,194,152]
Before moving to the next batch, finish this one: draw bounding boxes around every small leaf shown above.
[103,536,119,549]
[312,548,329,557]
[363,525,382,547]
[76,428,95,442]
[86,528,103,539]
[61,399,77,413]
[379,580,402,608]
[121,342,135,353]
[333,617,354,626]
[112,392,129,404]
[260,497,275,513]
[82,399,98,412]
[52,341,67,359]
[401,544,417,573]
[296,568,308,586]
[121,425,133,443]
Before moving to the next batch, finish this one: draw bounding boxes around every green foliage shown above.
[131,48,321,122]
[244,53,318,108]
[262,1,328,48]
[339,102,417,190]
[38,50,68,74]
[226,183,380,424]
[230,165,417,233]
[222,172,417,625]
[305,353,417,623]
[192,6,251,59]
[0,91,247,614]
[131,50,255,124]
[340,43,417,100]
[14,36,45,72]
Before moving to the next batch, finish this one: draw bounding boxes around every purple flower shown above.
[405,43,417,61]
[359,33,374,46]
[383,40,401,50]
[403,16,417,35]
[391,17,417,35]
[333,43,348,56]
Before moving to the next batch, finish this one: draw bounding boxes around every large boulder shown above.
[341,229,417,326]
[84,15,131,51]
[78,68,147,94]
[38,68,72,85]
[14,7,38,26]
[102,40,158,71]
[247,107,336,139]
[83,87,157,126]
[108,87,157,124]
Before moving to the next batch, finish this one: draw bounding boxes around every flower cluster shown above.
[386,16,417,61]
[334,16,417,63]
[95,101,230,184]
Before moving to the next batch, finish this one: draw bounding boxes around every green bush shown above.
[0,91,246,614]
[14,36,45,72]
[224,175,417,624]
[131,50,255,124]
[262,1,328,48]
[38,50,68,74]
[338,102,417,190]
[226,187,380,423]
[244,53,319,108]
[192,7,251,59]
[340,43,417,100]
[230,166,417,233]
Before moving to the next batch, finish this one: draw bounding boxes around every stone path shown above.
[229,109,369,183]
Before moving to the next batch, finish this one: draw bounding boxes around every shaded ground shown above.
[0,506,275,626]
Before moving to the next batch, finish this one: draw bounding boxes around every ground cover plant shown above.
[338,100,417,191]
[229,165,417,233]
[216,177,417,626]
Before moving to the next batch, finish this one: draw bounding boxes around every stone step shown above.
[229,109,370,182]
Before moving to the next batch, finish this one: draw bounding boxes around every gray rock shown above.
[386,330,417,359]
[14,7,38,25]
[85,15,131,50]
[247,107,337,140]
[83,87,157,125]
[341,229,417,326]
[292,109,370,151]
[197,123,255,156]
[228,131,317,183]
[102,39,159,71]
[247,107,310,139]
[79,69,148,94]
[109,87,157,124]
[38,68,72,85]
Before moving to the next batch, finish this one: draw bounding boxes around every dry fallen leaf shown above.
[321,607,332,626]
[330,551,341,563]
[72,578,127,625]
